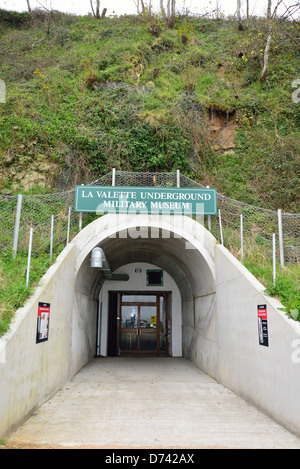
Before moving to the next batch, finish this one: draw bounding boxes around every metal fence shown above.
[0,170,299,276]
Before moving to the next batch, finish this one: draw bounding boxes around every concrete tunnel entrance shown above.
[2,177,300,441]
[73,214,217,372]
[3,210,300,441]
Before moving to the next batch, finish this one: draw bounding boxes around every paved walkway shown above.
[7,357,300,449]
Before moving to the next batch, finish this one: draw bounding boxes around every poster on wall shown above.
[36,302,50,344]
[257,304,269,347]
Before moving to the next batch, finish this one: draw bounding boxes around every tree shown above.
[259,0,300,83]
[90,0,107,19]
[133,0,146,14]
[246,0,250,19]
[26,0,32,13]
[160,0,176,28]
[260,0,288,82]
[267,0,272,18]
[35,0,53,34]
[237,0,244,30]
[90,0,100,18]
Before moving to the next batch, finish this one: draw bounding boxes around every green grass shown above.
[0,10,299,335]
[244,260,300,322]
[0,248,62,337]
[208,219,300,323]
[0,11,299,209]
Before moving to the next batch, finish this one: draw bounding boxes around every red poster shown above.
[257,304,269,347]
[36,302,50,343]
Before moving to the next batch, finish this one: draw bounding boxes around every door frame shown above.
[118,291,169,356]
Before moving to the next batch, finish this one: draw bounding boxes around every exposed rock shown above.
[216,121,237,150]
[208,113,237,151]
[9,157,58,191]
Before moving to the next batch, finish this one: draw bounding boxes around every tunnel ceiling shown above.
[76,228,216,302]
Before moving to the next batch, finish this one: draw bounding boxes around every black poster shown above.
[257,304,269,347]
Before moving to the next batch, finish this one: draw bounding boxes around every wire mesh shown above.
[0,170,299,265]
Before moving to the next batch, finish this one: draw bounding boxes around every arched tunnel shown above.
[73,214,217,374]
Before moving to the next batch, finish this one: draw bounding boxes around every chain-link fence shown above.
[0,170,299,268]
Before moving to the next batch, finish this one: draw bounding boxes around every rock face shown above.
[1,154,58,192]
[208,113,237,151]
[11,164,56,191]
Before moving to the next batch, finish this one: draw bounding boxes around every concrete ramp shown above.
[6,358,300,449]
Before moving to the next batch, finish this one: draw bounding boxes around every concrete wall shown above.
[183,291,218,378]
[0,244,95,439]
[214,245,300,437]
[71,292,98,378]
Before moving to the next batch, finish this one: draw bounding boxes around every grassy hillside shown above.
[0,10,299,336]
[0,9,299,211]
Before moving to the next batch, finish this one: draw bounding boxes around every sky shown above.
[0,0,298,18]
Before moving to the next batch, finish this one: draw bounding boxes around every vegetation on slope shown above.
[0,9,299,335]
[0,9,299,210]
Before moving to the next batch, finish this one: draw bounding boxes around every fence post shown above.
[206,186,211,231]
[50,215,54,260]
[207,215,211,231]
[240,213,244,260]
[176,169,180,188]
[112,168,116,187]
[218,209,224,245]
[272,233,276,286]
[278,209,284,267]
[26,227,33,287]
[67,207,71,244]
[13,194,23,258]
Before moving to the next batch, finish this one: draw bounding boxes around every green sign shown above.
[74,185,217,216]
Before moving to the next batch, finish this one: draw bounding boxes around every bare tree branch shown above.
[26,0,32,13]
[260,0,285,82]
[36,0,51,12]
[160,0,176,28]
[237,0,244,30]
[133,0,140,14]
[90,0,101,18]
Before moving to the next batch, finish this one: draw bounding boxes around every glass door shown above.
[119,293,169,355]
[139,305,158,352]
[119,304,138,352]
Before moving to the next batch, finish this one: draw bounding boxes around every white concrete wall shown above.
[183,292,218,378]
[71,292,98,378]
[99,262,182,357]
[215,245,300,437]
[0,245,76,438]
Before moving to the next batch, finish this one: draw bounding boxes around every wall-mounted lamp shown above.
[91,247,129,281]
[91,247,105,269]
